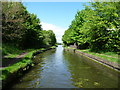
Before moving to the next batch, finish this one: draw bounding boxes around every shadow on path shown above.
[2,58,22,67]
[2,52,28,68]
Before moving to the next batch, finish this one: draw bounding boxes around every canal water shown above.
[11,45,119,88]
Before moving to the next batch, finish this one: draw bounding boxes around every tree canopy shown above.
[2,1,57,49]
[62,2,120,53]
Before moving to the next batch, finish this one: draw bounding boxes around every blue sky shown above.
[23,2,88,43]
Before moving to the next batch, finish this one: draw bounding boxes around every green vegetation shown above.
[62,2,120,54]
[1,1,57,82]
[2,1,57,50]
[2,43,24,57]
[42,30,57,47]
[2,1,57,57]
[79,49,119,64]
[1,45,57,81]
[50,45,57,49]
[65,47,119,64]
[1,50,34,81]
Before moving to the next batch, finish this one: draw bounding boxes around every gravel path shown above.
[2,52,28,68]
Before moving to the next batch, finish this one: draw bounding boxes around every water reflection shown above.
[63,50,119,88]
[11,45,119,88]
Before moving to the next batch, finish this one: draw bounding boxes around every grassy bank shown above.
[2,43,57,58]
[2,43,37,58]
[66,47,119,64]
[1,50,35,81]
[1,44,57,81]
[2,43,23,58]
[1,51,34,81]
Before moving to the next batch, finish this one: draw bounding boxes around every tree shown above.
[21,13,43,49]
[2,2,26,46]
[62,2,120,53]
[42,30,56,47]
[2,1,44,49]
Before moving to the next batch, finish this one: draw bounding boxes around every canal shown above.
[11,45,119,88]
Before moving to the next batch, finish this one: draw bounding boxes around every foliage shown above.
[2,1,57,51]
[78,49,119,64]
[2,43,23,56]
[21,13,43,49]
[1,45,57,81]
[1,0,56,83]
[62,2,120,53]
[65,47,119,64]
[2,2,26,45]
[42,30,56,47]
[1,50,34,81]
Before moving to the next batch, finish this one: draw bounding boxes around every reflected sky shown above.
[11,45,119,88]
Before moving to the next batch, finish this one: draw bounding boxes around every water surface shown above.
[11,45,119,88]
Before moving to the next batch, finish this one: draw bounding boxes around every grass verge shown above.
[65,47,119,64]
[1,45,57,81]
[2,43,23,58]
[1,51,34,81]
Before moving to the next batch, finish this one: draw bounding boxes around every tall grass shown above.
[2,43,23,57]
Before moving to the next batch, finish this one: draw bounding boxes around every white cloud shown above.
[41,22,67,43]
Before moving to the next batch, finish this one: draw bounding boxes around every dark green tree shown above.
[62,2,120,53]
[42,30,56,47]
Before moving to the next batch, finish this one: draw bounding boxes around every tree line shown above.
[2,1,56,49]
[62,2,120,53]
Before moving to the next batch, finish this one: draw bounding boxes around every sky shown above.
[23,2,88,43]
